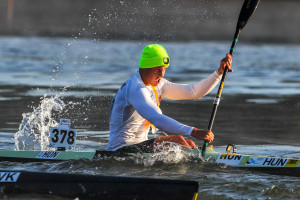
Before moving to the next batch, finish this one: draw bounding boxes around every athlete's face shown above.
[142,66,168,86]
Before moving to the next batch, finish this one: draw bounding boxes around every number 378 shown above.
[51,128,76,145]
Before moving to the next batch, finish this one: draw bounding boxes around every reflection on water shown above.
[1,37,300,95]
[0,37,300,199]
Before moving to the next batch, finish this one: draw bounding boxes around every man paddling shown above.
[107,44,232,152]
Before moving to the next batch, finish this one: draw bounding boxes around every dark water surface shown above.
[0,37,300,199]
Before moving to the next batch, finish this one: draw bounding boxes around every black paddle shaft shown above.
[208,28,241,131]
[201,0,260,156]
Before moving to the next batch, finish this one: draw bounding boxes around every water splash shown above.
[129,142,201,167]
[14,95,66,150]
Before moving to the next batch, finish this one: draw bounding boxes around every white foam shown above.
[14,95,67,150]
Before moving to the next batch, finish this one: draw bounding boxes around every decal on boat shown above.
[0,172,21,182]
[285,159,300,167]
[36,151,61,159]
[216,153,243,165]
[245,157,288,167]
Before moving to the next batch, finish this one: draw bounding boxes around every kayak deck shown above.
[0,148,202,162]
[0,147,300,177]
[0,150,132,162]
[205,147,300,177]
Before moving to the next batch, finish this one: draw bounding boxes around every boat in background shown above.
[0,145,299,177]
[0,170,199,200]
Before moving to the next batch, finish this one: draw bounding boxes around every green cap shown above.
[139,44,170,68]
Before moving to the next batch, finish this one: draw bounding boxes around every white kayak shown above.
[0,145,299,177]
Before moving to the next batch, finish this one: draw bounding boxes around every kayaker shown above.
[107,44,232,152]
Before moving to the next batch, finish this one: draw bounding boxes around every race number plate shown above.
[49,128,77,150]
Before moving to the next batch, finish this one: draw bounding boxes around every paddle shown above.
[201,0,260,157]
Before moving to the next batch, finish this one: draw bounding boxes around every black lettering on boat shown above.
[234,155,242,160]
[36,151,61,159]
[6,172,17,181]
[278,159,288,166]
[263,158,287,167]
[271,158,277,166]
[43,151,50,157]
[219,154,242,161]
[288,159,297,164]
[0,172,7,181]
[263,158,273,166]
[287,159,298,165]
[0,172,21,182]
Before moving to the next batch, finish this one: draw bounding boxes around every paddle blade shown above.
[237,0,260,30]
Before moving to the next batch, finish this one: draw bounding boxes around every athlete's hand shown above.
[190,128,214,143]
[218,54,233,74]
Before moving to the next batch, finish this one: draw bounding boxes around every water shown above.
[1,37,300,199]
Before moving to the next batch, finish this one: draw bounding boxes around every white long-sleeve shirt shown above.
[107,71,222,151]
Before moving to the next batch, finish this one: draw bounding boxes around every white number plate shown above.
[49,128,77,150]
